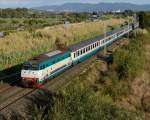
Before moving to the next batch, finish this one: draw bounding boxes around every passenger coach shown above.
[68,24,133,64]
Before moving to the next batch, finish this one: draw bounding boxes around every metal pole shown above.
[120,11,122,27]
[0,9,1,17]
[134,14,137,38]
[104,21,107,55]
[128,16,130,39]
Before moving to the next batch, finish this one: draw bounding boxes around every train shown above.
[21,20,139,88]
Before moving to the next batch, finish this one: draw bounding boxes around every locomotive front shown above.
[21,61,42,87]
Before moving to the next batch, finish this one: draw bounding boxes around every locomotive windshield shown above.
[23,62,39,70]
[23,65,31,70]
[31,65,38,70]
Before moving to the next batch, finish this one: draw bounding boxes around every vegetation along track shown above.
[0,37,128,117]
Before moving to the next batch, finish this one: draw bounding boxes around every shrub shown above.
[112,38,145,80]
[44,83,143,120]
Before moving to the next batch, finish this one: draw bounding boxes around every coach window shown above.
[84,48,85,53]
[95,43,97,47]
[78,50,81,55]
[75,52,77,57]
[93,44,94,48]
[80,50,82,55]
[86,47,88,52]
[97,42,99,46]
[74,52,76,58]
[109,37,111,41]
[77,51,80,56]
[107,38,109,42]
[88,46,90,51]
[81,49,83,55]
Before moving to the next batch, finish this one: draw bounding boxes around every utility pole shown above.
[134,13,137,38]
[104,21,107,56]
[128,16,130,39]
[120,9,122,27]
[1,8,2,17]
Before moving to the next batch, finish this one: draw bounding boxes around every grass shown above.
[0,18,62,32]
[0,18,124,71]
[2,23,148,120]
[27,58,143,120]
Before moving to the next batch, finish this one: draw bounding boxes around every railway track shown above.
[0,72,21,96]
[0,38,129,117]
[0,79,21,94]
[0,88,35,111]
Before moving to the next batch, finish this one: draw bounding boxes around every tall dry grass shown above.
[0,18,124,70]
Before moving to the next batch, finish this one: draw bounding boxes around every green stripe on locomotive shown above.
[38,65,71,83]
[38,51,71,70]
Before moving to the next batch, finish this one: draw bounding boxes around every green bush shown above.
[112,38,145,80]
[42,83,143,120]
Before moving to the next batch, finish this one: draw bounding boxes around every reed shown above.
[0,18,124,70]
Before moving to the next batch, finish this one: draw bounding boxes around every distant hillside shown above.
[33,2,150,12]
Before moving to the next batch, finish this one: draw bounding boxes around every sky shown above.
[0,0,150,8]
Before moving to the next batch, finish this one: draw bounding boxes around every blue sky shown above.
[0,0,150,8]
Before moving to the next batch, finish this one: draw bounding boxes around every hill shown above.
[34,2,150,12]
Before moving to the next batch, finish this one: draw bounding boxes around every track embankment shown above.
[0,38,129,119]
